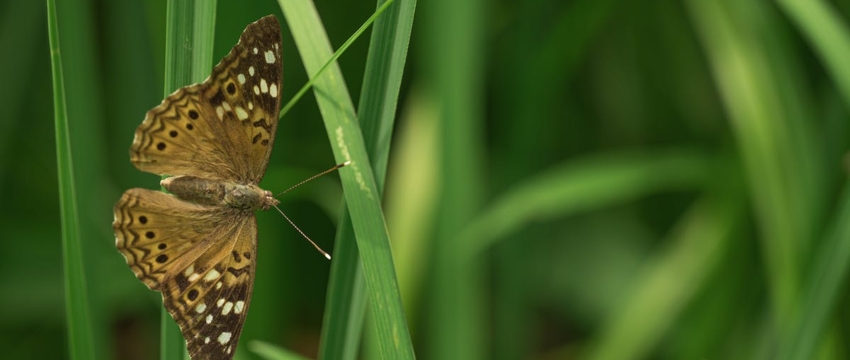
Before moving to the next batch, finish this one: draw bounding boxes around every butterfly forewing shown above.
[204,16,282,183]
[114,15,282,360]
[130,15,281,183]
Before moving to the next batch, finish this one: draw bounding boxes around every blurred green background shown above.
[7,0,850,359]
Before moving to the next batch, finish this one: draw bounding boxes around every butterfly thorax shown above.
[161,175,279,211]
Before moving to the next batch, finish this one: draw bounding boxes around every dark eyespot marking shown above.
[139,216,148,224]
[261,139,269,146]
[227,83,236,95]
[243,252,251,260]
[187,289,199,301]
[188,110,199,119]
[211,89,225,104]
[156,254,168,263]
[158,243,167,250]
[252,134,261,144]
[146,231,155,239]
[186,123,194,130]
[169,130,178,138]
[252,118,272,131]
[157,142,166,151]
[232,251,242,263]
[227,267,249,277]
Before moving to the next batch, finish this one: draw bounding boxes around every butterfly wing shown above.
[114,188,223,289]
[113,188,257,360]
[131,15,282,183]
[205,15,282,183]
[160,215,257,360]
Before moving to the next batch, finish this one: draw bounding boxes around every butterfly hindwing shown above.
[160,216,257,360]
[114,188,224,290]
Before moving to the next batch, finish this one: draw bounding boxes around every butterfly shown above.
[113,15,283,360]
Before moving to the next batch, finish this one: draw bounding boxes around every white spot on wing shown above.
[222,101,232,112]
[234,301,245,314]
[248,102,254,110]
[195,303,206,313]
[235,106,249,120]
[222,302,233,315]
[215,106,224,120]
[264,50,275,64]
[260,79,268,94]
[270,83,278,98]
[218,332,232,345]
[184,265,194,277]
[216,282,222,289]
[205,337,210,344]
[217,298,225,307]
[249,66,255,76]
[253,47,258,54]
[204,269,220,282]
[238,73,246,84]
[206,314,213,324]
[253,85,260,95]
[188,273,200,282]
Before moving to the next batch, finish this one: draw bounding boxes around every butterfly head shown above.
[259,189,279,211]
[220,183,279,212]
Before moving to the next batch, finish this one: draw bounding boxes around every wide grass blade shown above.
[685,0,823,332]
[277,0,416,358]
[160,1,217,359]
[587,191,744,360]
[316,0,416,359]
[779,182,850,359]
[48,1,95,358]
[423,0,486,356]
[460,150,714,257]
[777,0,850,107]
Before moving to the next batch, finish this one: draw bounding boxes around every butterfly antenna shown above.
[272,204,332,260]
[275,161,351,198]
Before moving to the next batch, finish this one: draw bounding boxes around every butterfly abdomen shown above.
[162,175,278,211]
[162,176,227,207]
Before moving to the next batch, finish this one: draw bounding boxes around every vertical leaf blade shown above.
[47,0,95,358]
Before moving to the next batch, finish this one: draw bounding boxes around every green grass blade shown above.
[163,0,218,90]
[250,340,313,360]
[777,0,850,107]
[277,0,415,358]
[318,0,416,359]
[780,182,850,359]
[47,1,95,359]
[279,0,395,119]
[461,149,714,257]
[319,219,368,360]
[424,0,486,356]
[587,191,745,360]
[51,0,112,356]
[161,1,217,359]
[356,0,416,181]
[685,0,820,331]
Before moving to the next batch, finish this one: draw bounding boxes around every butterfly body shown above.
[113,15,282,360]
[161,176,279,211]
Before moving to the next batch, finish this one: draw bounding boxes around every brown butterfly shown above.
[113,15,283,360]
